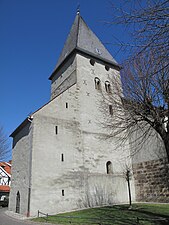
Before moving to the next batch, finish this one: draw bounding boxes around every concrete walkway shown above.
[0,207,50,225]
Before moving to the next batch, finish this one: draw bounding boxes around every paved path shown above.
[0,207,50,225]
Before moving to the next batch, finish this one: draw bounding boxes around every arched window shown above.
[106,161,112,174]
[105,81,111,93]
[94,77,101,90]
[16,191,20,213]
[90,59,95,66]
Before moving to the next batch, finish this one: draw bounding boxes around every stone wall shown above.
[9,121,33,216]
[50,55,76,99]
[133,158,169,202]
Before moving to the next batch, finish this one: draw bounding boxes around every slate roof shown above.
[49,13,119,80]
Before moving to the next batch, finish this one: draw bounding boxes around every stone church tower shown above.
[9,13,135,217]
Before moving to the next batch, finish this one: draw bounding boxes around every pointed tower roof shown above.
[49,13,119,80]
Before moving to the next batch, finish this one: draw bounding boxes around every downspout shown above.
[27,116,33,217]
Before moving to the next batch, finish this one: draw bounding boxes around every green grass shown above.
[32,203,169,225]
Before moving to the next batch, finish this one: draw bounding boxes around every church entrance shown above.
[16,191,20,213]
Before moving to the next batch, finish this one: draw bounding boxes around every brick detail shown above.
[133,158,169,202]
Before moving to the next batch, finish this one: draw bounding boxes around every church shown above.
[8,12,168,217]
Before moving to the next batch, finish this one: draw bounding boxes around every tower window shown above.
[61,153,64,162]
[62,190,64,196]
[90,59,95,66]
[106,161,112,174]
[94,77,101,90]
[105,65,110,71]
[105,81,111,93]
[55,126,58,134]
[66,102,68,108]
[109,105,113,115]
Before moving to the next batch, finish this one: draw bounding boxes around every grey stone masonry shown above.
[133,158,169,202]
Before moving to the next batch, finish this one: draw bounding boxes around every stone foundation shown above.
[133,158,169,202]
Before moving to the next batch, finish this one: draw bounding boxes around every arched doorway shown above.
[16,191,20,213]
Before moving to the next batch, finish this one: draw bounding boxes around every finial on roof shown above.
[76,3,80,15]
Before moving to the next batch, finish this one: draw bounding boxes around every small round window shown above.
[105,65,110,71]
[90,59,95,66]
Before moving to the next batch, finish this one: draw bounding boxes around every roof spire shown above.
[76,3,80,15]
[49,13,119,78]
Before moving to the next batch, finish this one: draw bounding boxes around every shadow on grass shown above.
[107,205,169,225]
[33,204,169,225]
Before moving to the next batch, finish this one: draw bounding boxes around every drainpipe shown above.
[27,116,33,217]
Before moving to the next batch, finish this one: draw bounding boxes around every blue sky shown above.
[0,0,130,159]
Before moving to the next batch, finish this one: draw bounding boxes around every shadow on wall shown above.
[12,122,31,148]
[79,179,116,208]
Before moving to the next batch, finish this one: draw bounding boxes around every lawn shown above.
[32,203,169,225]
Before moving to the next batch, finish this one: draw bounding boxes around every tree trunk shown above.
[126,170,132,207]
[163,134,169,162]
[127,178,132,207]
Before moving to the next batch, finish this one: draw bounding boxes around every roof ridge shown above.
[76,13,80,48]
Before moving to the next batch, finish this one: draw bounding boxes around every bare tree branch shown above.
[0,125,10,162]
[108,0,169,67]
[100,50,169,160]
[99,0,169,160]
